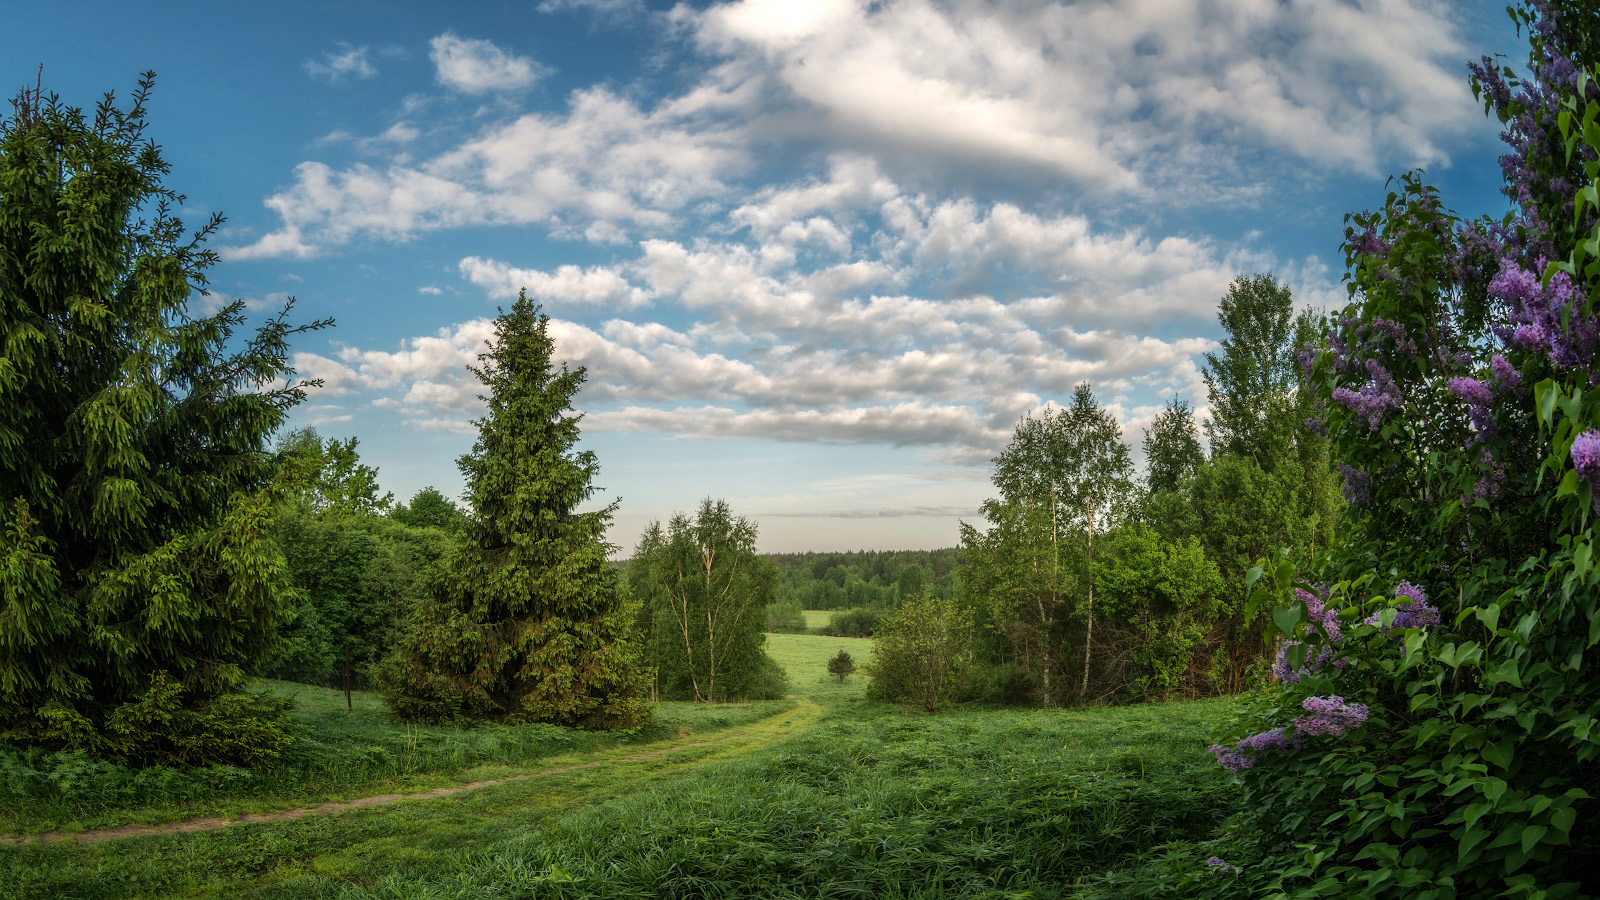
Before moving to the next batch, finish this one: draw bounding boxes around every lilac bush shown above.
[1115,5,1600,898]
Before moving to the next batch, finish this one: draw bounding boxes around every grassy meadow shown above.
[0,629,1237,900]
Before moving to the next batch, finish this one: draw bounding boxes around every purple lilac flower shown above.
[1490,355,1523,393]
[1332,360,1403,430]
[1364,581,1442,632]
[1448,377,1494,407]
[1293,696,1370,737]
[1339,464,1371,506]
[1208,743,1254,771]
[1206,857,1239,874]
[1491,260,1599,372]
[1572,430,1600,486]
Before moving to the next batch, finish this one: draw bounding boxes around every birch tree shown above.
[630,499,781,702]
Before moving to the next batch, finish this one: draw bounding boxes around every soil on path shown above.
[2,700,822,848]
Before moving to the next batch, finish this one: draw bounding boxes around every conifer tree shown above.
[0,75,328,765]
[378,292,648,729]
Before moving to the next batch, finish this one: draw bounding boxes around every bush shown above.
[868,592,974,712]
[826,649,856,683]
[1094,8,1600,896]
[817,607,881,637]
[764,600,805,633]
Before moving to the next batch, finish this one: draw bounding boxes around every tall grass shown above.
[328,700,1234,899]
[0,679,791,833]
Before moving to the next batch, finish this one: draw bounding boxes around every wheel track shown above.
[0,697,822,847]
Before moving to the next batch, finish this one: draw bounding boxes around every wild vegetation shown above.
[5,4,1600,898]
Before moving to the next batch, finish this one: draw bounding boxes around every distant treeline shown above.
[764,548,960,610]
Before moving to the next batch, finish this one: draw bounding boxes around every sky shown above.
[2,0,1525,554]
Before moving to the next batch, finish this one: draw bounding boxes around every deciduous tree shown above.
[630,499,785,702]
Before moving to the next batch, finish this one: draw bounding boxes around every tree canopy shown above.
[0,75,327,765]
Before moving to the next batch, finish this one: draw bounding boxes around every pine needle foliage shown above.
[378,292,648,730]
[0,74,329,766]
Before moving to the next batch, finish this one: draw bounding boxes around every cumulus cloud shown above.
[305,43,378,83]
[459,255,653,309]
[691,0,1479,189]
[224,87,745,260]
[429,33,548,93]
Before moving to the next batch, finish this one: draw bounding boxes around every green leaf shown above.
[1487,659,1523,688]
[1521,824,1549,855]
[1482,740,1514,770]
[1273,602,1305,638]
[1537,379,1560,427]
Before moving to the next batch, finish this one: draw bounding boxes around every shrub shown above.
[826,649,856,683]
[868,592,974,712]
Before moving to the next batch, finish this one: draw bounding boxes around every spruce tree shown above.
[0,75,328,765]
[379,292,648,729]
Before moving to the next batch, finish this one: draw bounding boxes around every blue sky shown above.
[4,0,1522,553]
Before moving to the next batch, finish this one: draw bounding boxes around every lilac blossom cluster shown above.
[1490,261,1598,372]
[1570,429,1600,513]
[1364,581,1443,632]
[1206,857,1239,874]
[1209,727,1306,772]
[1292,695,1370,737]
[1273,588,1348,683]
[1490,354,1524,393]
[1331,359,1403,431]
[1339,464,1372,507]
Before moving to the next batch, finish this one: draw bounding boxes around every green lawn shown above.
[0,629,1242,900]
[800,608,837,630]
[764,631,874,702]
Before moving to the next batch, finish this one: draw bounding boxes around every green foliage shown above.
[388,485,466,533]
[817,606,882,637]
[765,547,960,610]
[961,382,1137,705]
[265,507,455,687]
[1201,273,1303,469]
[1143,396,1205,494]
[377,293,647,730]
[1093,526,1226,700]
[0,75,328,766]
[763,598,806,633]
[275,427,393,518]
[825,648,855,683]
[869,591,975,712]
[630,498,786,702]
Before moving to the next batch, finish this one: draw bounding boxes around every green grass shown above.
[800,608,840,630]
[0,679,793,834]
[0,631,1244,900]
[764,631,874,702]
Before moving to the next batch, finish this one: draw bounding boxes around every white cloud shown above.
[305,43,377,83]
[459,256,653,309]
[225,87,745,260]
[429,34,547,94]
[419,285,443,295]
[692,0,1479,190]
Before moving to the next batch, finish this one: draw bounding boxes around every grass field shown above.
[0,631,1237,900]
[764,631,873,702]
[800,608,838,630]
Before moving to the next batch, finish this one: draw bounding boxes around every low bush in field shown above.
[814,607,882,637]
[334,700,1234,899]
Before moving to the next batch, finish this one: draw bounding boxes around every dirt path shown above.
[2,699,822,847]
